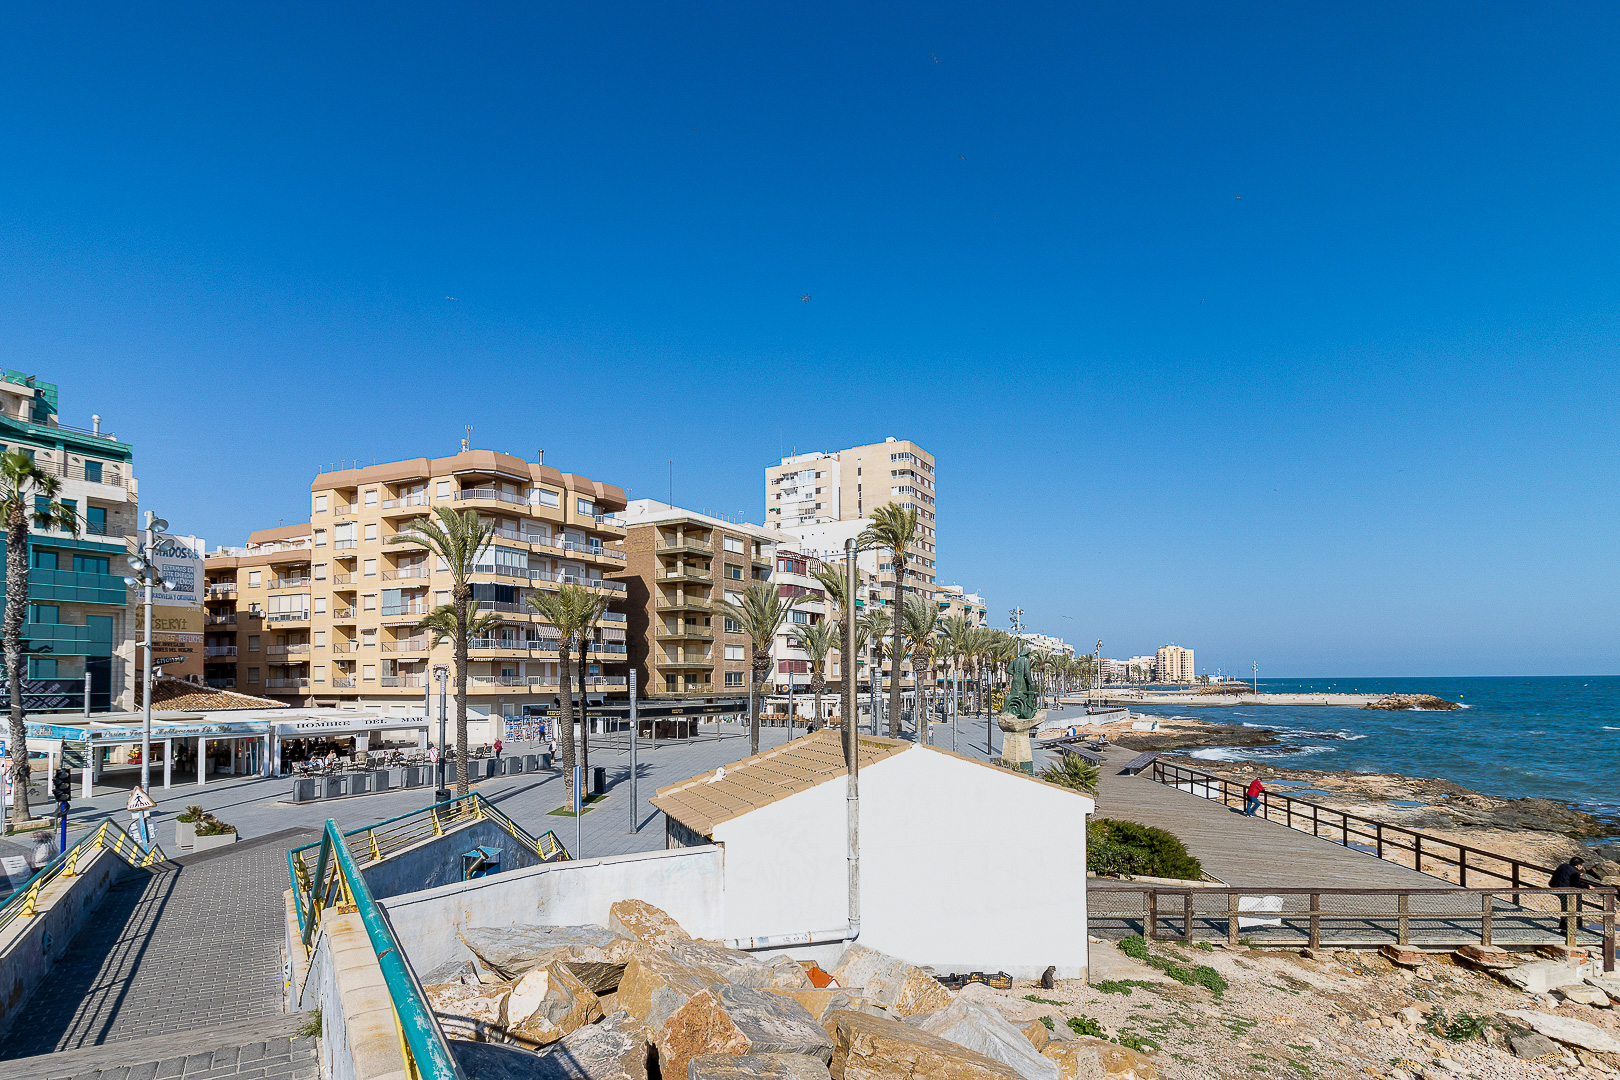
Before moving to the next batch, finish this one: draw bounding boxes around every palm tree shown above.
[526,584,600,812]
[2,450,79,825]
[715,583,807,754]
[857,607,890,734]
[901,596,938,742]
[857,503,918,737]
[1039,752,1100,794]
[390,506,494,796]
[791,619,837,731]
[937,614,974,728]
[573,588,612,783]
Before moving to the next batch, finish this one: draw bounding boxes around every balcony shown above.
[205,678,236,689]
[207,583,237,597]
[331,573,354,585]
[471,563,533,582]
[382,637,431,653]
[382,567,429,581]
[656,537,712,555]
[660,566,711,584]
[332,503,357,515]
[451,487,526,506]
[270,576,312,590]
[599,611,627,624]
[267,611,311,623]
[660,657,714,669]
[656,623,714,640]
[588,641,628,656]
[204,646,238,658]
[381,675,425,687]
[331,608,359,621]
[331,677,356,688]
[333,539,358,550]
[655,592,710,611]
[266,644,311,656]
[264,678,309,688]
[380,494,429,511]
[330,641,362,653]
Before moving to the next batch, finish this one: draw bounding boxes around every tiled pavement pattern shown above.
[0,828,319,1061]
[6,1031,319,1080]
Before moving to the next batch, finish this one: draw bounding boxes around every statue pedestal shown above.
[997,709,1047,774]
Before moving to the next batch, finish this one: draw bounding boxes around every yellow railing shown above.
[1,821,167,933]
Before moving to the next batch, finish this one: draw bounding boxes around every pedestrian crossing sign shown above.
[126,786,157,813]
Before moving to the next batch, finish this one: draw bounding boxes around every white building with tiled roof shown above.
[652,730,1094,980]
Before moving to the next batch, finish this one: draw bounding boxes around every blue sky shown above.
[1,3,1615,676]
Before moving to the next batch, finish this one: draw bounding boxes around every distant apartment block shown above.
[0,372,137,712]
[1155,643,1195,683]
[202,450,630,740]
[935,584,987,626]
[1018,632,1073,658]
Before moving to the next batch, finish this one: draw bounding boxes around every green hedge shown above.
[1087,819,1202,880]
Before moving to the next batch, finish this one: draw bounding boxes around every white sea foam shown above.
[1603,726,1620,732]
[1187,744,1330,762]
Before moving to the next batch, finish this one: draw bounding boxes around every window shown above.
[437,556,449,572]
[312,632,324,647]
[28,604,58,624]
[313,563,327,581]
[249,571,262,587]
[73,554,109,574]
[363,523,378,542]
[436,591,450,606]
[248,667,260,684]
[363,558,377,576]
[31,549,57,570]
[724,645,745,661]
[790,610,812,624]
[725,590,743,606]
[363,594,377,611]
[362,629,377,646]
[533,488,559,508]
[724,671,745,687]
[724,617,742,634]
[315,495,328,513]
[314,529,327,547]
[84,461,102,483]
[577,498,596,516]
[313,597,327,615]
[87,507,106,535]
[437,481,451,497]
[313,665,326,681]
[363,665,376,681]
[30,657,57,679]
[724,536,744,554]
[248,635,260,652]
[726,565,743,580]
[364,490,377,507]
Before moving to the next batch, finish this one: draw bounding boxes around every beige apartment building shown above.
[1155,643,1195,684]
[764,436,937,605]
[935,583,987,627]
[201,450,631,738]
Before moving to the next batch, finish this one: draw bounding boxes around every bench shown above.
[1121,751,1161,775]
[1058,746,1106,766]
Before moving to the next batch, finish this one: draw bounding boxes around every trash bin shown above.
[403,766,423,788]
[484,759,498,780]
[372,770,391,793]
[592,766,606,796]
[348,773,370,796]
[541,752,553,769]
[509,756,524,775]
[293,778,319,803]
[524,754,539,772]
[324,777,344,799]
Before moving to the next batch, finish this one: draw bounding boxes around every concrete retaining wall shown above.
[361,820,553,902]
[0,847,132,1033]
[297,911,408,1080]
[380,846,726,974]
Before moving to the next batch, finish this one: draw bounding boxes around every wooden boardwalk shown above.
[1087,746,1445,889]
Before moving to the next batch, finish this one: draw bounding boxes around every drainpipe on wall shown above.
[723,537,861,953]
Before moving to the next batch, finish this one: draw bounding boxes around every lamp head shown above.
[150,517,169,533]
[161,579,177,592]
[126,555,145,572]
[123,576,138,587]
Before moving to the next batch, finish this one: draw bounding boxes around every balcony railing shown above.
[381,675,425,687]
[333,503,357,515]
[656,593,710,610]
[265,678,309,688]
[382,637,430,652]
[451,487,526,505]
[207,583,237,596]
[266,644,311,656]
[330,573,354,585]
[657,537,712,552]
[204,646,237,658]
[204,614,236,626]
[271,577,312,589]
[333,539,357,549]
[599,610,627,623]
[661,567,711,582]
[380,494,429,510]
[380,604,428,618]
[267,611,310,623]
[657,623,714,639]
[37,456,132,491]
[205,678,236,689]
[382,567,429,581]
[331,677,356,688]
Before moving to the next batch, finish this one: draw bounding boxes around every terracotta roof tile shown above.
[651,729,908,837]
[146,676,289,712]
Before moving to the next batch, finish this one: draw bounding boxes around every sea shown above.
[1160,676,1620,832]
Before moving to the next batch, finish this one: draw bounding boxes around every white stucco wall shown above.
[713,745,1092,979]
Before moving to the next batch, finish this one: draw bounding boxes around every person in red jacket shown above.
[493,738,503,762]
[1244,777,1265,817]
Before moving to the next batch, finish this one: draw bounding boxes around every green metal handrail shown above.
[313,818,464,1079]
[0,821,166,938]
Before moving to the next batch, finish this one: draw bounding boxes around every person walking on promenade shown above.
[1244,777,1265,817]
[1551,855,1595,925]
[493,738,503,762]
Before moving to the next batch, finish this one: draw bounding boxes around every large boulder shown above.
[618,944,733,1030]
[426,981,511,1042]
[830,944,953,1018]
[1038,1042,1104,1080]
[451,1039,549,1080]
[765,988,867,1020]
[689,1053,834,1079]
[535,1010,657,1080]
[765,955,814,990]
[823,1009,1023,1080]
[671,941,788,988]
[1501,1010,1620,1054]
[1064,1039,1155,1080]
[1587,975,1620,1003]
[461,924,634,991]
[1507,1030,1561,1060]
[1554,983,1611,1008]
[609,899,695,949]
[658,985,834,1080]
[506,961,605,1047]
[1498,959,1592,995]
[909,996,1060,1080]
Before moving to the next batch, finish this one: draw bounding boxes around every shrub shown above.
[1038,755,1099,793]
[1425,1009,1487,1041]
[1038,1016,1054,1031]
[1067,1015,1105,1038]
[194,812,236,836]
[1087,819,1202,880]
[1118,935,1150,960]
[176,805,205,823]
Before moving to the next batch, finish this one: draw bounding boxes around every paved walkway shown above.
[0,828,319,1061]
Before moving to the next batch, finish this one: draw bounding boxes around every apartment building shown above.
[1019,632,1074,659]
[935,584,987,627]
[202,450,631,737]
[0,372,138,712]
[764,437,937,605]
[613,501,789,699]
[1155,643,1195,683]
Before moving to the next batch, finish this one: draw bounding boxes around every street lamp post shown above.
[122,511,176,794]
[433,665,450,802]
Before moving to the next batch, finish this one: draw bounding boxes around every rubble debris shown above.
[831,944,954,1017]
[823,1009,1024,1079]
[608,899,694,949]
[460,923,634,990]
[425,981,511,1042]
[657,985,833,1080]
[687,1052,834,1079]
[1501,1009,1620,1054]
[908,995,1060,1080]
[506,961,604,1047]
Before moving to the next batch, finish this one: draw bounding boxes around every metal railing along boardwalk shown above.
[0,821,167,939]
[287,796,570,1079]
[1149,759,1566,892]
[1089,884,1616,968]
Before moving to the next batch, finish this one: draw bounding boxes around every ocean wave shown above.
[1239,721,1368,742]
[1187,744,1331,762]
[1604,727,1620,732]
